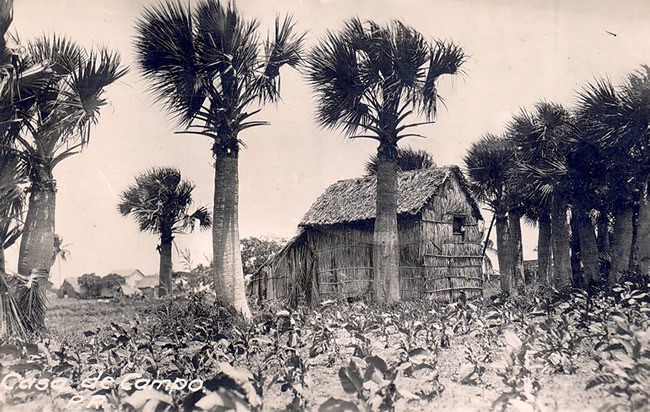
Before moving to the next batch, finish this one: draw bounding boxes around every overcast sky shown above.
[5,0,650,284]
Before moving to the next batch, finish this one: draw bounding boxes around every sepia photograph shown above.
[0,0,649,410]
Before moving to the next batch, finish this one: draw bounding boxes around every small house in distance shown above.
[108,269,145,296]
[250,166,484,306]
[136,275,160,298]
[57,277,85,299]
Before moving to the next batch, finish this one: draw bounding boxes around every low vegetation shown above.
[0,277,648,411]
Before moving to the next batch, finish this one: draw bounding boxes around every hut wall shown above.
[419,177,484,300]
[310,223,373,300]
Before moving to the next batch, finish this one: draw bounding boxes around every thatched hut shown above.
[250,166,484,306]
[57,277,85,299]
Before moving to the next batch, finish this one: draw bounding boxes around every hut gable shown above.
[300,166,480,227]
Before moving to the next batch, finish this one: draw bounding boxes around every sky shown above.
[5,0,650,285]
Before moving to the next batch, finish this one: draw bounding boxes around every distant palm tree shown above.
[134,0,303,317]
[118,167,211,296]
[464,133,516,293]
[51,234,70,287]
[1,35,127,284]
[364,147,436,176]
[305,18,465,303]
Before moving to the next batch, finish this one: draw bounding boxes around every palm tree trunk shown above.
[18,183,56,277]
[550,193,571,290]
[635,181,650,277]
[373,155,400,304]
[596,210,611,280]
[213,151,251,319]
[537,212,552,285]
[495,213,512,294]
[508,209,524,287]
[159,231,173,297]
[577,212,599,289]
[570,213,582,288]
[610,207,634,284]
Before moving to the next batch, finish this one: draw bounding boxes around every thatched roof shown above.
[300,166,481,227]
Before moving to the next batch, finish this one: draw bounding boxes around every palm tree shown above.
[134,0,302,317]
[118,167,211,296]
[51,234,69,287]
[506,102,573,290]
[305,18,465,303]
[574,77,641,284]
[464,133,515,294]
[364,146,435,176]
[1,36,127,283]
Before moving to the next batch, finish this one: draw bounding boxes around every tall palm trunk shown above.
[213,151,251,318]
[570,213,582,288]
[596,210,611,280]
[537,212,552,285]
[495,213,512,294]
[159,229,173,297]
[18,180,56,277]
[635,181,650,277]
[576,212,599,289]
[508,209,524,286]
[610,207,634,284]
[373,154,400,303]
[550,193,571,290]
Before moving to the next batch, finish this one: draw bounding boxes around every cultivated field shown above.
[0,282,648,411]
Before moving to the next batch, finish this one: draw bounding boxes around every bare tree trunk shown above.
[213,152,251,319]
[577,212,599,290]
[508,209,524,287]
[537,212,552,285]
[551,194,571,290]
[18,185,56,277]
[610,207,634,284]
[373,155,400,304]
[495,213,512,294]
[158,231,173,297]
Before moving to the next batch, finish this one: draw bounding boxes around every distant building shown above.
[137,275,159,298]
[57,277,85,299]
[107,269,145,296]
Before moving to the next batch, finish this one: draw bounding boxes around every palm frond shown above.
[0,271,27,339]
[418,40,466,120]
[365,146,435,175]
[15,268,48,333]
[134,0,204,125]
[257,14,304,102]
[463,133,514,208]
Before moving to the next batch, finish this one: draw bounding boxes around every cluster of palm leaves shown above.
[464,66,650,294]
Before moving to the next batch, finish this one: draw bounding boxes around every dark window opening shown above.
[453,215,466,240]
